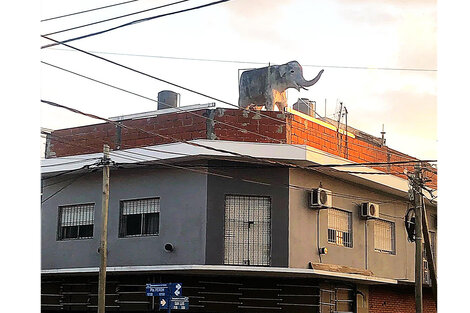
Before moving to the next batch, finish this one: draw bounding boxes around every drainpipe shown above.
[365,221,368,269]
[317,209,322,263]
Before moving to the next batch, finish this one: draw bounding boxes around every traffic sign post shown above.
[146,283,188,312]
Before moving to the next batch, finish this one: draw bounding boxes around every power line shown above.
[41,0,231,48]
[42,130,411,205]
[40,60,353,161]
[41,99,437,181]
[41,0,140,22]
[41,99,333,172]
[41,37,382,147]
[41,165,95,181]
[307,160,436,169]
[41,157,101,168]
[42,170,96,203]
[42,128,194,158]
[41,57,435,167]
[42,0,189,35]
[40,38,437,176]
[43,166,97,188]
[49,47,437,72]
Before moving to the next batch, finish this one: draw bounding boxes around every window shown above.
[374,219,395,254]
[119,198,160,237]
[224,195,271,266]
[327,208,352,247]
[57,203,94,240]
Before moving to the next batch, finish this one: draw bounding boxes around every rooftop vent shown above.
[293,98,315,117]
[158,90,180,110]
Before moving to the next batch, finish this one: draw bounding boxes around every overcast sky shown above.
[40,0,437,160]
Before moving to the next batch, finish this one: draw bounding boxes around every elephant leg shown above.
[264,90,274,111]
[238,96,249,109]
[275,101,287,112]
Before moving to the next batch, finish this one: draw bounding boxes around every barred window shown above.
[119,198,160,237]
[57,203,94,240]
[224,195,271,266]
[374,219,395,254]
[327,208,352,248]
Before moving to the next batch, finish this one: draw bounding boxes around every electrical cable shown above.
[41,165,96,181]
[41,157,101,167]
[42,127,193,158]
[42,169,97,203]
[42,28,436,188]
[41,0,140,22]
[41,0,230,48]
[41,39,437,170]
[40,54,434,168]
[41,60,309,148]
[43,60,416,168]
[42,130,411,205]
[43,0,190,35]
[48,47,437,72]
[42,99,361,175]
[41,106,435,206]
[55,135,423,207]
[43,166,97,188]
[40,43,437,188]
[42,99,437,183]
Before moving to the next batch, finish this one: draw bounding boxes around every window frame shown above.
[118,196,160,238]
[327,207,353,248]
[223,194,272,267]
[373,218,396,255]
[57,203,95,241]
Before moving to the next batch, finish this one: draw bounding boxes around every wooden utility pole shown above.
[422,202,437,301]
[98,145,110,313]
[413,164,423,313]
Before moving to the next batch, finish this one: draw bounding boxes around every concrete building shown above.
[41,103,437,312]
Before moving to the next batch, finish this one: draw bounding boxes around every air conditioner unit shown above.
[360,202,380,219]
[309,188,332,209]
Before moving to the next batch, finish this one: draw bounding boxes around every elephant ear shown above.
[278,64,289,78]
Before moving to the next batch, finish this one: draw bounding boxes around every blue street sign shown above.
[146,283,170,297]
[169,297,189,310]
[148,283,188,311]
[159,297,169,309]
[146,283,183,297]
[169,283,183,297]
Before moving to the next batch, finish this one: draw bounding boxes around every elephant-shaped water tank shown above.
[238,61,324,111]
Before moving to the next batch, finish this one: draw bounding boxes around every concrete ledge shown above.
[42,264,398,285]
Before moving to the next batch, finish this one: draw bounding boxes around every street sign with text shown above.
[146,283,188,311]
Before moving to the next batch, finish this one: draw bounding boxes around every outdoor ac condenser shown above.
[309,188,332,209]
[360,202,380,219]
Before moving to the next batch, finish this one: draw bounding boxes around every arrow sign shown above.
[159,298,168,309]
[172,283,182,296]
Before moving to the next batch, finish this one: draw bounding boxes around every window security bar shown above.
[57,203,95,240]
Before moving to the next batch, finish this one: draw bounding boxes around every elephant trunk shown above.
[299,69,324,88]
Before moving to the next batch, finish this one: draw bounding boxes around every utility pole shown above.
[98,145,110,313]
[413,164,423,313]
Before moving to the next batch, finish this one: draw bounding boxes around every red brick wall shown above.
[49,109,210,157]
[287,114,436,187]
[369,285,436,313]
[213,109,287,143]
[48,107,436,187]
